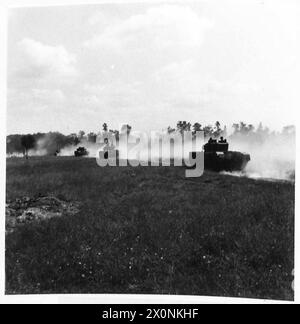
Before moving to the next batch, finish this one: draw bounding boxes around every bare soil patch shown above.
[6,196,80,234]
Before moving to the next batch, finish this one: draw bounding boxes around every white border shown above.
[0,2,7,306]
[0,0,298,304]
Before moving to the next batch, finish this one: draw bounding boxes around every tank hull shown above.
[206,151,250,172]
[191,151,250,172]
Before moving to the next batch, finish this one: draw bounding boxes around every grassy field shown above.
[5,156,295,300]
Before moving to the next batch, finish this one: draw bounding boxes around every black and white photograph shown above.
[2,0,299,304]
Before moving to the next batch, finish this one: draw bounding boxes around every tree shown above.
[213,121,222,138]
[69,133,80,146]
[248,124,255,133]
[282,125,295,136]
[203,125,214,138]
[6,135,23,155]
[167,126,176,134]
[239,122,247,134]
[20,134,35,159]
[192,123,202,134]
[176,121,191,134]
[78,130,85,141]
[103,123,108,132]
[87,132,97,143]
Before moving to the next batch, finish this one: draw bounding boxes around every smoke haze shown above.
[7,125,295,182]
[230,133,295,181]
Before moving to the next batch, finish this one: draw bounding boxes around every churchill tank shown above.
[191,138,250,172]
[74,146,89,157]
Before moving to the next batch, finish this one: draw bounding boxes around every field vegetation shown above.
[6,157,294,300]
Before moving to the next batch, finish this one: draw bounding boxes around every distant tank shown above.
[74,147,89,157]
[191,138,250,172]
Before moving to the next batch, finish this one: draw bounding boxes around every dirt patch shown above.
[6,196,80,234]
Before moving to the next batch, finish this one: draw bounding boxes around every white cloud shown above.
[88,11,120,27]
[31,88,66,103]
[85,5,213,51]
[18,38,78,79]
[88,11,107,25]
[8,88,66,113]
[80,4,214,123]
[78,81,143,115]
[7,3,299,134]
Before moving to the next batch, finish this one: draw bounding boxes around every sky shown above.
[7,0,300,135]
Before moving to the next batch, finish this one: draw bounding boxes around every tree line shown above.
[7,121,295,157]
